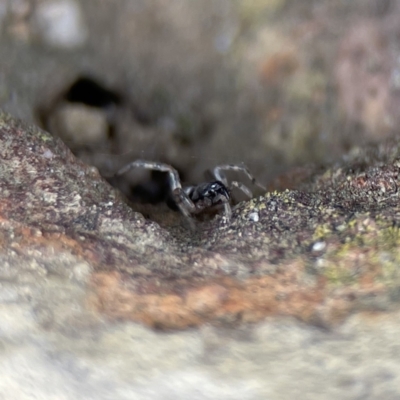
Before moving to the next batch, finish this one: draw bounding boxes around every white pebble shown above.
[248,211,259,222]
[42,149,54,158]
[312,241,326,252]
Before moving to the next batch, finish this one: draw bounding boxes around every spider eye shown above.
[205,183,220,197]
[203,182,229,200]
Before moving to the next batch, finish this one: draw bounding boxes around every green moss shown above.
[35,130,54,143]
[378,226,400,250]
[312,223,332,240]
[323,263,357,286]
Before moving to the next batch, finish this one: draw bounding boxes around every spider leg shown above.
[171,188,197,230]
[115,160,197,226]
[115,160,180,187]
[209,165,228,186]
[171,188,196,216]
[230,181,253,198]
[212,163,266,192]
[223,202,232,220]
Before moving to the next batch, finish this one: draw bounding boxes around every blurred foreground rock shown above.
[3,112,400,398]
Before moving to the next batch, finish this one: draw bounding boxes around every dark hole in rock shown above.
[36,75,124,144]
[63,75,153,125]
[64,76,122,108]
[36,74,189,214]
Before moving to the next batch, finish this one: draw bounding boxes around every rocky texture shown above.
[3,113,400,397]
[4,306,400,400]
[3,111,400,332]
[2,1,400,397]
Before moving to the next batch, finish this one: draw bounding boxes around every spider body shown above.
[115,160,264,227]
[184,180,230,213]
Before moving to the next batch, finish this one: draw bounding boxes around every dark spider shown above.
[115,160,265,227]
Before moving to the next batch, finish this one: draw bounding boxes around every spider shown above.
[115,160,265,227]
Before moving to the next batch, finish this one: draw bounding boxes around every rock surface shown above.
[2,1,400,398]
[2,113,400,398]
[4,110,400,330]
